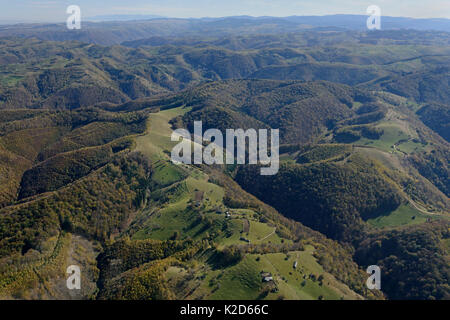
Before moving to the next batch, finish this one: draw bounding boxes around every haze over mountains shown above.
[86,15,166,22]
[0,14,448,301]
[0,15,449,45]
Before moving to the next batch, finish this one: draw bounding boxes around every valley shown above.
[0,24,448,300]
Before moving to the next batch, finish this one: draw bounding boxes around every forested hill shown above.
[1,15,450,45]
[0,26,448,300]
[2,32,450,111]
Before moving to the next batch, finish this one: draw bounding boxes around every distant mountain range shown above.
[0,15,448,46]
[85,14,166,22]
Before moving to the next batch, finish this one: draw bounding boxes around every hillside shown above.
[1,17,450,45]
[0,106,377,300]
[0,27,448,301]
[2,34,450,111]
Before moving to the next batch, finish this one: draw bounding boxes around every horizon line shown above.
[1,13,449,26]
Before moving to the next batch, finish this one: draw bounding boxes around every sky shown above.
[1,0,449,23]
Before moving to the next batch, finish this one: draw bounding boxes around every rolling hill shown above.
[0,26,448,301]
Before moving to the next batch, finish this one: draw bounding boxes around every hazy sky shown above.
[1,0,449,22]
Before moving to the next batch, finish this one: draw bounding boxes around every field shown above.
[135,106,191,161]
[355,122,425,155]
[196,247,361,300]
[367,204,429,228]
[130,106,365,300]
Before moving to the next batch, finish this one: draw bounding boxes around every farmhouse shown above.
[261,272,273,282]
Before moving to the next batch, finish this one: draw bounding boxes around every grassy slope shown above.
[367,204,428,228]
[355,122,426,154]
[130,106,362,300]
[192,247,361,300]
